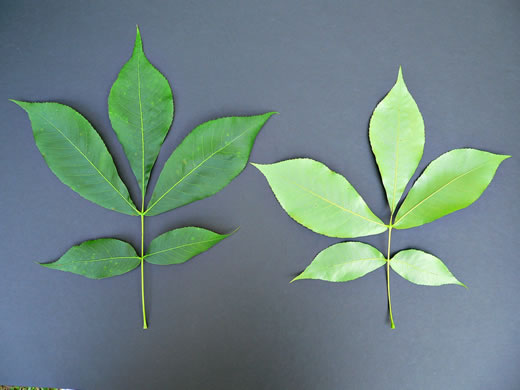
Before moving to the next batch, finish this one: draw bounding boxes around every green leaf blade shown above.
[145,112,276,216]
[11,100,138,215]
[253,159,387,238]
[292,241,386,282]
[394,148,510,229]
[145,227,232,265]
[108,26,174,198]
[41,238,140,279]
[390,249,465,287]
[369,67,425,213]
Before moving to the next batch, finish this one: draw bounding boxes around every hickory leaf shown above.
[252,159,387,238]
[369,67,424,213]
[146,113,276,216]
[10,101,139,216]
[255,67,509,329]
[292,242,386,283]
[390,249,465,287]
[145,227,234,265]
[393,149,510,229]
[12,26,276,329]
[41,238,140,279]
[108,26,174,199]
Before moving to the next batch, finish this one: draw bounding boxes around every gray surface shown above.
[1,1,519,389]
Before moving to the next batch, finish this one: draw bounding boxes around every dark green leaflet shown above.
[41,238,140,279]
[256,67,509,329]
[146,113,277,216]
[145,227,233,265]
[13,26,276,329]
[108,26,174,198]
[11,101,138,216]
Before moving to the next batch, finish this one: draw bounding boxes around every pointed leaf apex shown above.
[397,66,404,83]
[9,99,30,110]
[227,226,241,236]
[134,25,143,52]
[259,111,279,120]
[289,275,300,283]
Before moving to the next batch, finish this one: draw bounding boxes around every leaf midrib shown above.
[137,47,146,207]
[390,105,401,213]
[48,256,140,266]
[144,237,223,258]
[286,179,386,227]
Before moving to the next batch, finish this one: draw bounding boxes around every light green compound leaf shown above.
[292,241,386,282]
[394,148,510,229]
[369,67,424,213]
[253,159,387,238]
[108,26,174,199]
[145,113,276,216]
[145,227,233,265]
[11,101,138,215]
[41,238,140,279]
[390,249,465,287]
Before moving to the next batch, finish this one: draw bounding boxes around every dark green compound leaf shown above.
[292,241,386,282]
[41,238,140,279]
[146,113,276,216]
[13,27,278,329]
[390,249,465,287]
[108,26,174,199]
[10,101,138,215]
[145,227,234,265]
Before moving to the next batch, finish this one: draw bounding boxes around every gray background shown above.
[1,1,519,389]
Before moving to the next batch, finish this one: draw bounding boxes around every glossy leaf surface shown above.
[145,227,232,265]
[292,241,386,282]
[369,67,424,213]
[391,249,465,287]
[11,101,138,215]
[394,149,510,229]
[253,159,387,238]
[41,238,140,279]
[146,113,276,215]
[108,26,174,198]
